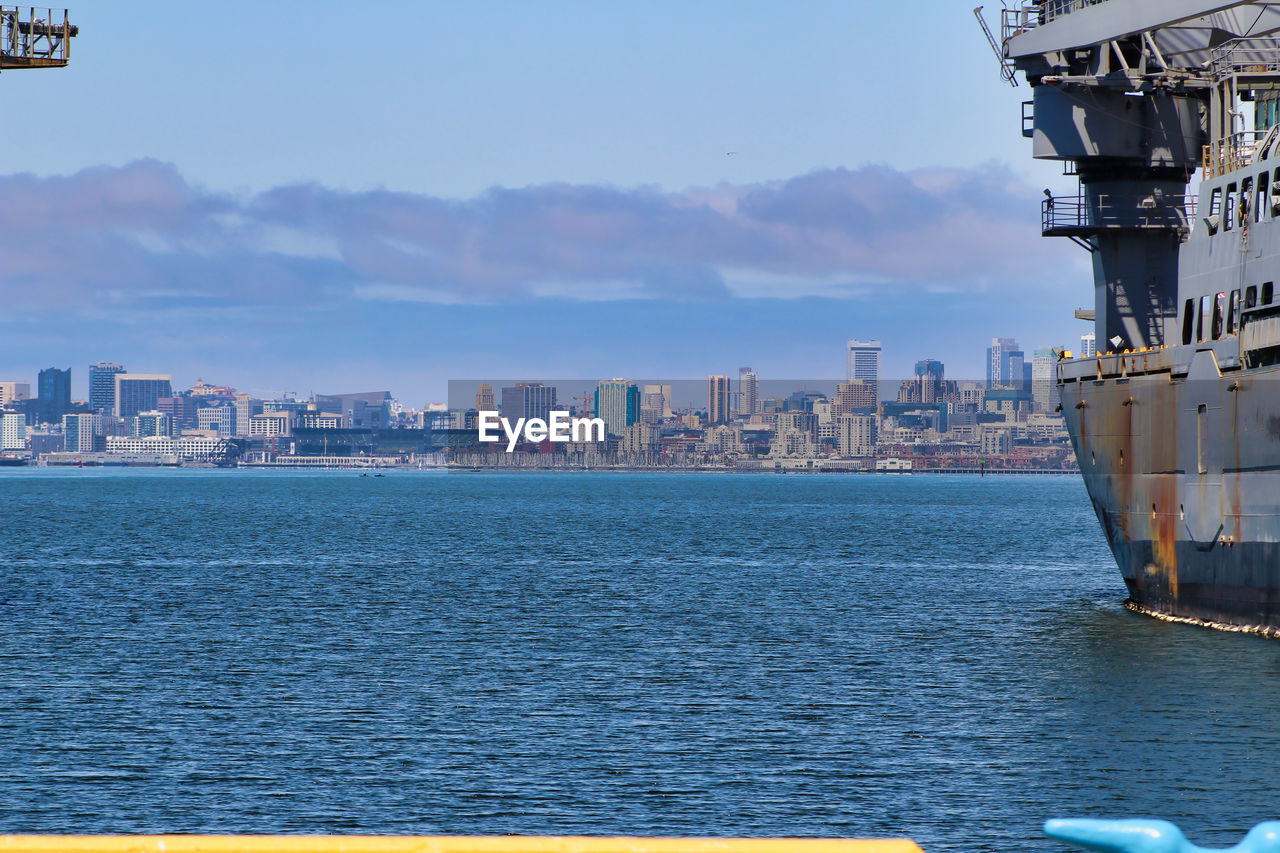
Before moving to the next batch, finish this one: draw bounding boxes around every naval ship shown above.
[989,0,1280,632]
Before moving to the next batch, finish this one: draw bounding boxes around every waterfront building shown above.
[846,339,882,384]
[247,412,291,437]
[36,367,72,425]
[197,405,236,437]
[175,435,222,458]
[131,411,171,438]
[1031,347,1060,413]
[312,391,392,429]
[63,412,104,453]
[707,375,731,425]
[738,368,758,417]
[837,414,878,457]
[88,362,125,415]
[701,424,743,454]
[987,337,1025,389]
[0,412,26,450]
[156,396,199,431]
[594,379,639,437]
[0,381,31,409]
[475,383,495,412]
[115,374,173,418]
[106,435,175,454]
[1080,331,1097,358]
[500,382,557,424]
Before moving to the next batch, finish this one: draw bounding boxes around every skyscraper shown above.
[986,337,1025,389]
[89,362,126,415]
[1032,347,1059,413]
[63,412,103,453]
[475,383,495,412]
[0,382,30,409]
[707,375,731,425]
[914,359,945,404]
[1080,331,1097,358]
[640,384,673,424]
[738,367,758,417]
[500,382,556,423]
[594,379,639,437]
[36,368,71,425]
[115,374,173,418]
[846,339,882,385]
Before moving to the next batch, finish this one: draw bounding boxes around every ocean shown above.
[1,469,1277,851]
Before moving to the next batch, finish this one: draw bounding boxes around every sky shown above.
[0,0,1090,404]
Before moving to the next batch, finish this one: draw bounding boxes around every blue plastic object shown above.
[1045,819,1280,853]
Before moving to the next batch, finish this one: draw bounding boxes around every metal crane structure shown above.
[0,6,75,71]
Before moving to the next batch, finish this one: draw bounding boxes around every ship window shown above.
[1226,184,1236,230]
[1183,298,1195,345]
[1265,281,1275,304]
[1259,172,1269,221]
[1247,285,1259,308]
[1243,178,1253,223]
[1212,292,1225,339]
[1198,295,1208,342]
[1210,187,1222,217]
[1229,290,1240,334]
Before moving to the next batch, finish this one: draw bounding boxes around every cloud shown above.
[0,160,1077,316]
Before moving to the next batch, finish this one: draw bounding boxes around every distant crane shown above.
[0,7,77,72]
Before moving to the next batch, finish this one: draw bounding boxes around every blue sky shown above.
[0,1,1087,403]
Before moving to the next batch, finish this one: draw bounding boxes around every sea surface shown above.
[2,469,1279,851]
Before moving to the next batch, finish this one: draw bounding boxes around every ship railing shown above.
[1041,192,1196,236]
[1210,38,1280,82]
[0,6,75,69]
[1001,0,1111,43]
[1203,129,1274,179]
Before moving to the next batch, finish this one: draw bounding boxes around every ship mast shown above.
[999,1,1280,353]
[0,6,76,72]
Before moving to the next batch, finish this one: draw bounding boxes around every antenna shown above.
[974,6,1017,88]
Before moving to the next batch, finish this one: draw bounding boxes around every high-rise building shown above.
[914,359,945,403]
[640,384,673,424]
[837,414,878,457]
[131,411,172,438]
[833,380,878,414]
[233,393,263,436]
[36,368,71,425]
[0,382,30,409]
[63,412,104,453]
[1080,331,1097,358]
[707,375,731,425]
[197,405,236,437]
[475,383,495,412]
[115,374,173,418]
[156,396,199,431]
[0,412,25,450]
[846,339,882,385]
[89,362,126,415]
[594,379,639,437]
[1032,347,1059,413]
[738,367,759,417]
[986,337,1026,389]
[500,382,557,424]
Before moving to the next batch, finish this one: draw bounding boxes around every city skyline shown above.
[0,3,1090,404]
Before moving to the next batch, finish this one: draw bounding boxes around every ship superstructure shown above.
[995,0,1280,629]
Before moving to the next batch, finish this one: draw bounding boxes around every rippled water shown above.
[2,469,1278,850]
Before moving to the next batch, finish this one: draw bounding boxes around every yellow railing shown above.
[0,839,925,853]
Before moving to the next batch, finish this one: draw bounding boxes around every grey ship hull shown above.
[1059,347,1280,630]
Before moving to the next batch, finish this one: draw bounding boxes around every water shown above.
[2,469,1279,851]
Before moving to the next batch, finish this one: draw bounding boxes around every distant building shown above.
[987,337,1025,389]
[312,391,392,429]
[622,421,658,453]
[88,362,125,415]
[1080,331,1097,358]
[131,411,172,438]
[846,339,882,384]
[738,367,758,417]
[500,382,557,424]
[197,405,236,437]
[189,379,236,402]
[914,359,945,403]
[156,396,199,431]
[832,380,878,414]
[594,379,639,437]
[247,412,291,437]
[115,374,173,418]
[707,375,731,425]
[475,383,495,412]
[0,381,31,409]
[640,384,673,424]
[36,367,72,425]
[63,412,104,453]
[233,393,262,436]
[0,412,26,450]
[837,414,877,457]
[1031,347,1059,413]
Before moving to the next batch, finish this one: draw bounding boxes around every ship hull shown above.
[1059,349,1280,632]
